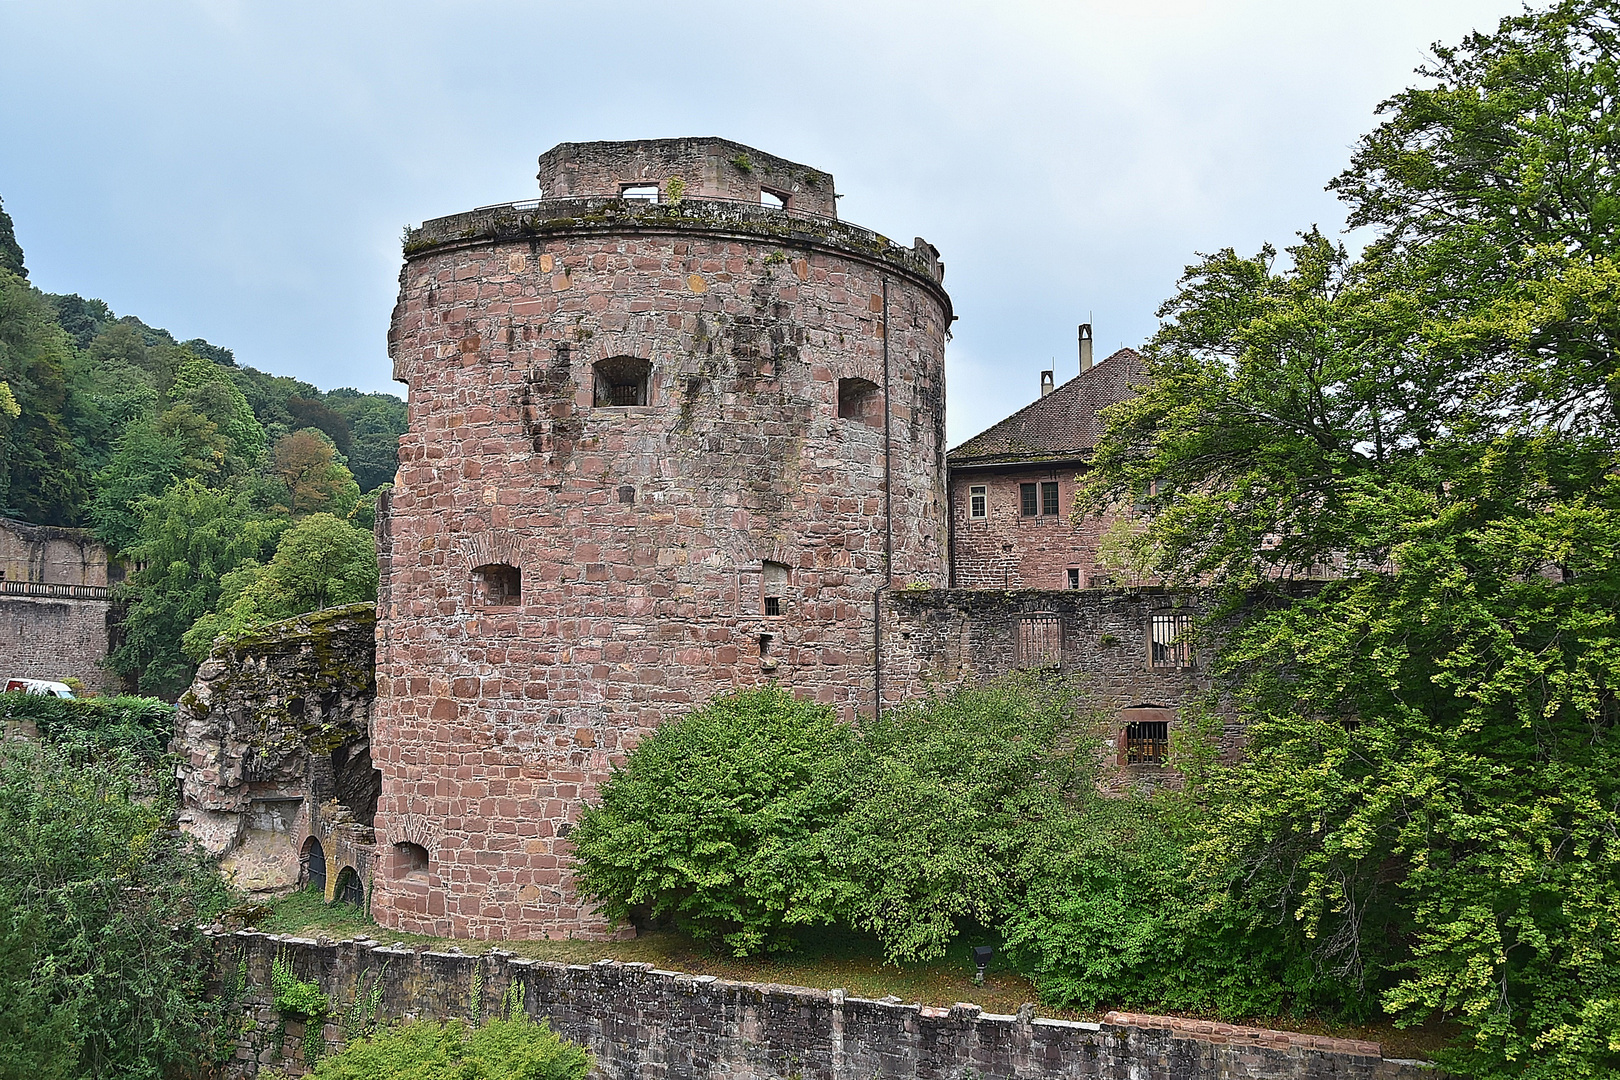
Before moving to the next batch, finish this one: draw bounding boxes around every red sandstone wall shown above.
[374,210,949,938]
[951,464,1121,589]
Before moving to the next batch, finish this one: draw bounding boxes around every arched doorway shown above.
[299,836,327,896]
[333,866,365,908]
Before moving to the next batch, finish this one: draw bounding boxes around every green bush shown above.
[829,673,1098,962]
[570,686,853,955]
[0,739,233,1078]
[0,692,173,763]
[312,1018,589,1080]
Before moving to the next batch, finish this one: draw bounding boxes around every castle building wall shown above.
[0,517,117,691]
[0,595,117,692]
[950,462,1119,590]
[374,170,951,939]
[0,516,110,587]
[881,588,1238,773]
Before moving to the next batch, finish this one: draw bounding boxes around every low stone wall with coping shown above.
[213,930,1436,1080]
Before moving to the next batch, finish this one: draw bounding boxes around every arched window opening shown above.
[594,357,651,407]
[762,561,789,617]
[333,866,365,907]
[393,841,430,881]
[473,563,521,607]
[620,183,659,203]
[299,836,327,895]
[760,188,789,210]
[837,377,881,428]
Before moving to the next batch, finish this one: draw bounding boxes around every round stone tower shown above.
[373,137,951,938]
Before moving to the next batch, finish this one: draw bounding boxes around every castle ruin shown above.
[179,138,1216,940]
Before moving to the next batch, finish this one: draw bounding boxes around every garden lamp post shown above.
[972,945,994,986]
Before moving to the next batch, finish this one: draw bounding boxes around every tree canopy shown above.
[1082,3,1620,1076]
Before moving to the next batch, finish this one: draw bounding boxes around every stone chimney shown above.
[1040,370,1055,397]
[1079,323,1094,373]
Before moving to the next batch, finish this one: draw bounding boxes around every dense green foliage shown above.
[311,1018,591,1080]
[0,692,173,762]
[0,210,404,692]
[571,687,854,955]
[574,677,1118,964]
[1076,2,1620,1076]
[0,739,233,1079]
[827,678,1097,962]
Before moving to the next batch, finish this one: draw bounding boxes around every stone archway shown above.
[333,865,365,908]
[299,835,327,896]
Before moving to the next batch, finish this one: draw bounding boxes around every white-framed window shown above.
[1066,567,1080,589]
[969,485,987,519]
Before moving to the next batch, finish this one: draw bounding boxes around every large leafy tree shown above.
[181,511,377,659]
[109,480,284,697]
[1084,4,1620,1076]
[0,271,89,524]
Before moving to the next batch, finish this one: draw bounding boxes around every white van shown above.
[3,679,75,699]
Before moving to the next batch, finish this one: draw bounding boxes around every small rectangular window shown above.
[969,485,987,519]
[1066,568,1080,589]
[762,560,789,616]
[1020,484,1038,517]
[760,188,788,209]
[621,184,659,202]
[1125,720,1169,763]
[1150,613,1192,668]
[1041,481,1060,516]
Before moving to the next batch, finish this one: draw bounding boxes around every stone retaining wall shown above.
[215,931,1435,1080]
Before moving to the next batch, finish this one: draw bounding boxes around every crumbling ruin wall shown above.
[213,931,1435,1080]
[882,588,1240,771]
[175,603,380,899]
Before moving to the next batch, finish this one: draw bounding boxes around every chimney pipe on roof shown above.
[1079,323,1094,374]
[1040,369,1054,398]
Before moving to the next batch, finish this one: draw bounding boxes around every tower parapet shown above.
[536,137,839,218]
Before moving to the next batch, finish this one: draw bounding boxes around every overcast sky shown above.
[0,0,1512,445]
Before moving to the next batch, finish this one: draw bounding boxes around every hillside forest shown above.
[0,210,403,695]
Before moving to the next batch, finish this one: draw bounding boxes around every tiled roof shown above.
[949,347,1145,466]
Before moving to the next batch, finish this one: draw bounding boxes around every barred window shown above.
[762,561,789,617]
[1125,719,1170,763]
[1150,612,1192,668]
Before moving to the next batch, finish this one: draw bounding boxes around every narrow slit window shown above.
[837,377,881,427]
[762,560,789,616]
[594,357,651,407]
[621,183,659,203]
[1150,612,1192,668]
[1067,567,1080,589]
[1041,481,1060,516]
[969,485,987,519]
[1020,483,1038,517]
[473,563,522,607]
